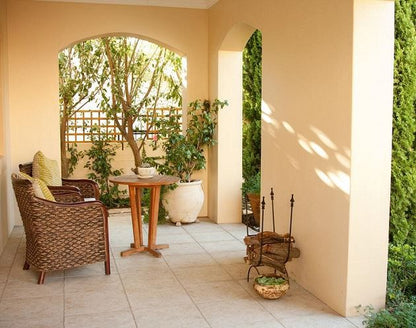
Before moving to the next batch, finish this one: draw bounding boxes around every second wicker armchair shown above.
[19,162,100,200]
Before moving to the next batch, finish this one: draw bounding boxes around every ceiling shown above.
[37,0,219,9]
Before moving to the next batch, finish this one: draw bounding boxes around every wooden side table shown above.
[109,175,179,257]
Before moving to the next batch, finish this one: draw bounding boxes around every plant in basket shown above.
[254,274,290,299]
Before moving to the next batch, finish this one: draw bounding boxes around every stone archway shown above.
[209,23,259,223]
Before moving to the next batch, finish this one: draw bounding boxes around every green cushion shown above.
[32,151,62,186]
[18,172,56,202]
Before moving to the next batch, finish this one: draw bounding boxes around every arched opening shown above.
[242,30,262,229]
[58,35,186,206]
[210,23,262,224]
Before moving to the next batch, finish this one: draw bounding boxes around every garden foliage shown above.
[242,30,262,182]
[391,0,416,246]
[82,129,129,208]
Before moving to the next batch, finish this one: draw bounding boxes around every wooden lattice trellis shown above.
[65,107,181,143]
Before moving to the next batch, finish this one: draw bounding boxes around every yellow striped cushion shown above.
[18,172,56,202]
[32,151,62,186]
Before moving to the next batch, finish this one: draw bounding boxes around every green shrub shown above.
[83,128,129,208]
[364,303,416,328]
[141,187,168,224]
[364,244,416,328]
[390,0,416,245]
[242,30,262,181]
[242,171,261,195]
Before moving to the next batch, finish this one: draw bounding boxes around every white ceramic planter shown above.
[162,180,204,225]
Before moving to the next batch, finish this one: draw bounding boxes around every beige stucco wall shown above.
[3,0,210,226]
[0,0,11,255]
[208,0,393,316]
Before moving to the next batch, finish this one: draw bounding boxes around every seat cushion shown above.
[18,172,56,202]
[32,151,62,186]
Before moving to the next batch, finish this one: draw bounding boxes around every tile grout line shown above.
[0,232,25,302]
[160,223,214,328]
[108,237,140,328]
[181,221,286,327]
[218,222,291,328]
[62,268,66,328]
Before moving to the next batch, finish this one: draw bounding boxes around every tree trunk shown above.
[124,133,141,173]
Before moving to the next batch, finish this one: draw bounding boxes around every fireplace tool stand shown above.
[244,189,300,282]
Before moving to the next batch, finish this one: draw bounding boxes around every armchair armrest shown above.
[47,185,83,202]
[62,178,100,199]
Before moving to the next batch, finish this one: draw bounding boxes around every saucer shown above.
[137,174,154,179]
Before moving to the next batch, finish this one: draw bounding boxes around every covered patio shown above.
[1,0,394,322]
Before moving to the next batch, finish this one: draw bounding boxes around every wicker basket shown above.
[253,274,290,299]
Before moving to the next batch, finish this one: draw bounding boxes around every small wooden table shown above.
[109,175,179,257]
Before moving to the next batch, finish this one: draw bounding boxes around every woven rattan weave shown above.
[11,174,110,284]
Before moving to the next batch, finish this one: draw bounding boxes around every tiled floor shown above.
[0,212,366,328]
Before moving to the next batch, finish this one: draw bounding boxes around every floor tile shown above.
[222,262,252,280]
[0,295,63,321]
[127,284,194,309]
[219,223,249,232]
[0,282,5,297]
[0,317,63,328]
[2,277,64,299]
[226,320,285,328]
[0,247,18,268]
[172,264,233,288]
[190,231,236,242]
[347,315,366,328]
[64,274,123,294]
[197,298,276,328]
[120,268,180,292]
[64,261,115,278]
[279,312,357,328]
[156,233,195,244]
[164,252,216,268]
[7,264,64,283]
[161,242,207,255]
[259,291,333,320]
[64,289,130,316]
[0,267,10,283]
[186,280,253,304]
[65,310,136,328]
[132,303,210,328]
[200,240,245,253]
[182,221,225,233]
[209,250,247,264]
[115,253,169,273]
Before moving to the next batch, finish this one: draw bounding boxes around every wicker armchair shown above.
[11,173,111,284]
[19,162,100,199]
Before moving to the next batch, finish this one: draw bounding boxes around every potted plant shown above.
[152,99,228,225]
[242,171,261,226]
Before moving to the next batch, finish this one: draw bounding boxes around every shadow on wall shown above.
[261,100,351,197]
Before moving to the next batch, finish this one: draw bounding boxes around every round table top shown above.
[109,174,180,187]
